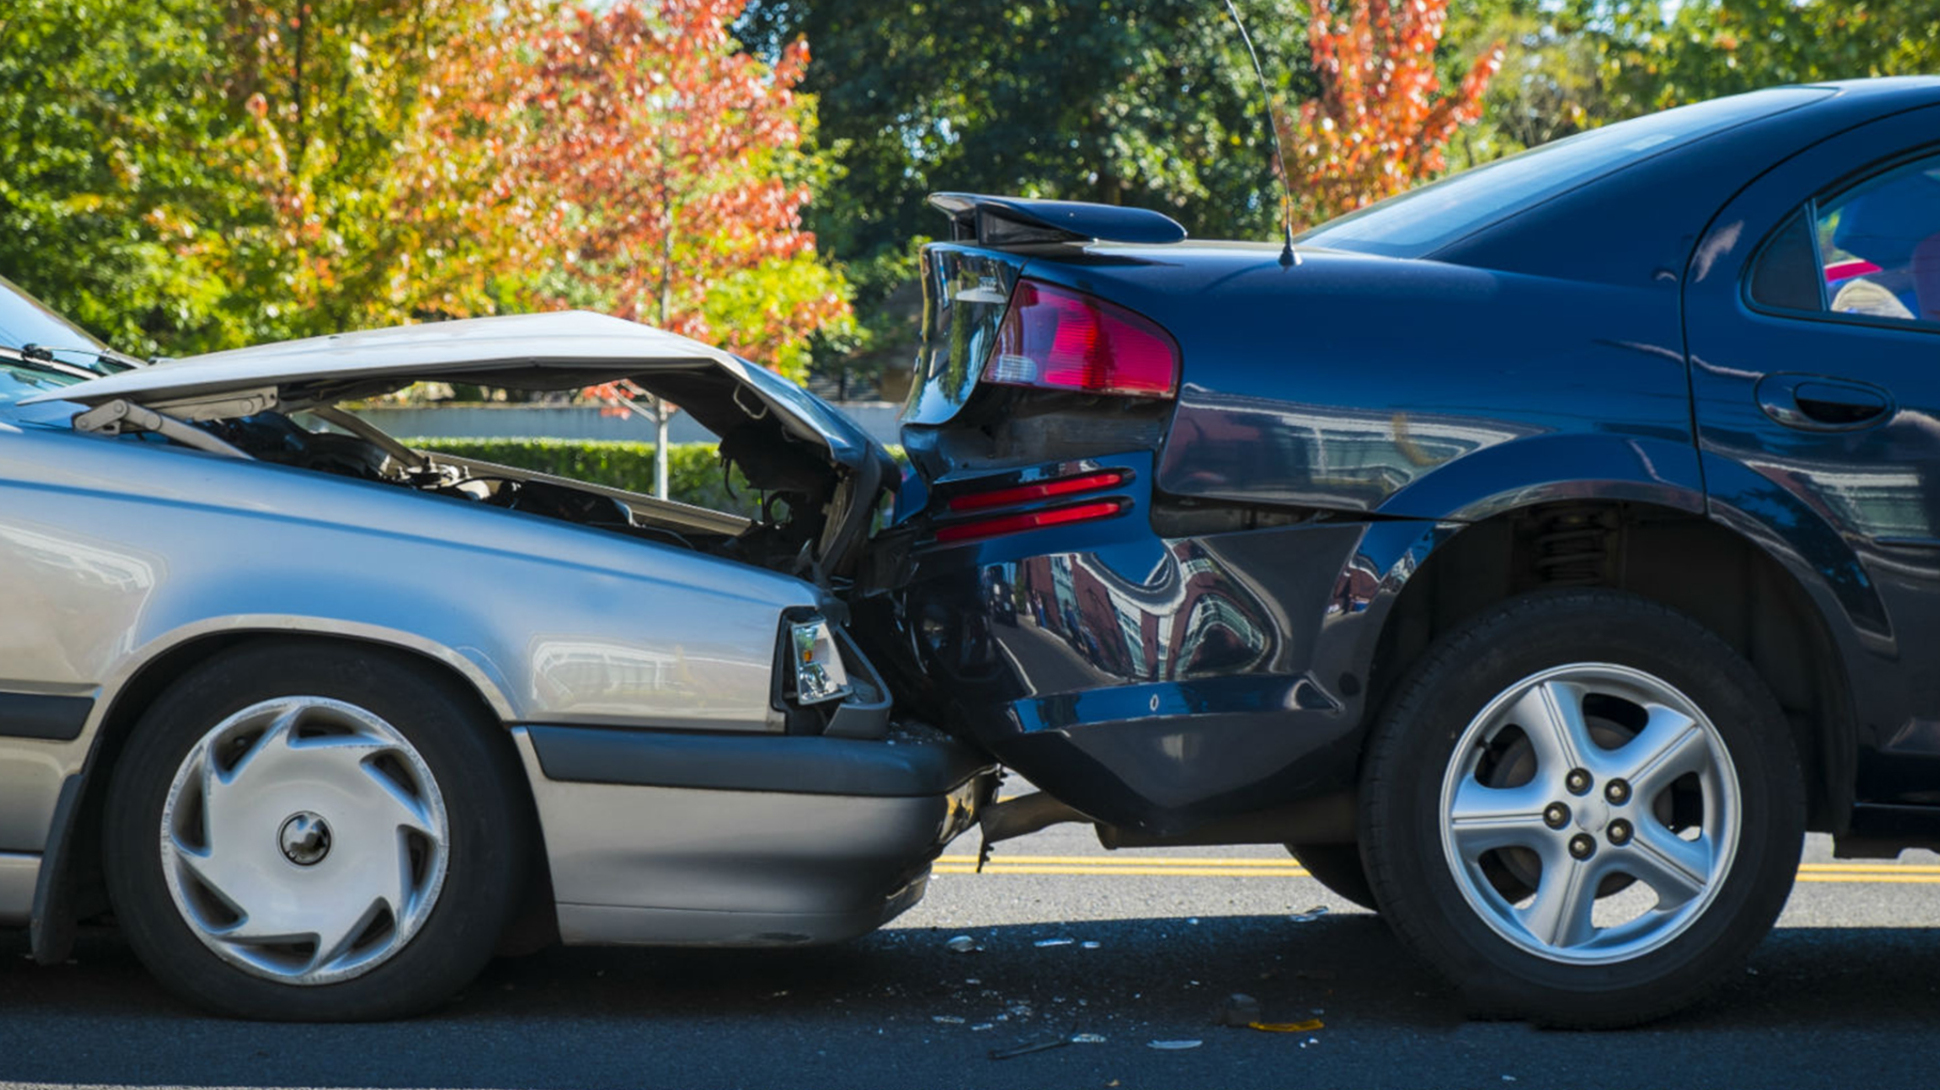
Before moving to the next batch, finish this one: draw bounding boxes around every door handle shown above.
[1755,374,1895,431]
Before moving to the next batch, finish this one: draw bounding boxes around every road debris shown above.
[1033,937,1075,948]
[1082,941,1102,949]
[946,935,982,954]
[1071,1033,1108,1044]
[1247,1019,1325,1033]
[1148,1039,1205,1051]
[933,1015,967,1025]
[989,1029,1076,1060]
[1290,905,1330,922]
[1216,993,1263,1027]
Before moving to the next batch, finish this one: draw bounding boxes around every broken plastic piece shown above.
[1081,940,1101,949]
[1033,937,1075,948]
[946,935,982,953]
[1148,1039,1204,1050]
[1290,905,1330,922]
[1247,1019,1325,1033]
[1216,993,1262,1027]
[989,1032,1073,1060]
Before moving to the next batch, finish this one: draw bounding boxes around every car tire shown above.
[1285,843,1378,911]
[1359,589,1803,1028]
[103,641,531,1020]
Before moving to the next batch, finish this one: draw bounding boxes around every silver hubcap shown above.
[159,697,449,985]
[1438,663,1741,965]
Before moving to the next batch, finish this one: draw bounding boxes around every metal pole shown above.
[654,394,670,500]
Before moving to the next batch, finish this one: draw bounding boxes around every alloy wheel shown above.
[1437,663,1741,965]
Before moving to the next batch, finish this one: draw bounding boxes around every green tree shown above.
[738,0,1315,392]
[0,2,241,353]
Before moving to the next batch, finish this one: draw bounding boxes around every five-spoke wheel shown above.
[1361,590,1803,1027]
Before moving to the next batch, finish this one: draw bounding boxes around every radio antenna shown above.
[1222,0,1299,267]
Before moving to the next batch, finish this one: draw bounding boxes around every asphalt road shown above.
[2,828,1937,1090]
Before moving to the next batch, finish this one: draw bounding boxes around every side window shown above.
[1748,151,1940,328]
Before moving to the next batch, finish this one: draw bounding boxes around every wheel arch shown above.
[32,627,552,964]
[1365,499,1858,836]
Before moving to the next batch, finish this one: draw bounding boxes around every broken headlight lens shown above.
[789,616,851,705]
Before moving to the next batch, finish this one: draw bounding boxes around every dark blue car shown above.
[861,77,1940,1026]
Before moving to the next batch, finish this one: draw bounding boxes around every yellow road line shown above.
[937,866,1311,877]
[932,855,1940,883]
[936,855,1305,867]
[1792,868,1940,876]
[1799,862,1940,874]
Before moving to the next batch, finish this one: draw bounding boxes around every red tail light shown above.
[982,279,1179,398]
[946,470,1128,513]
[934,500,1127,544]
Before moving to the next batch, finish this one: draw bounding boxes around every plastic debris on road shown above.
[1290,905,1330,922]
[946,935,982,953]
[1071,1033,1108,1044]
[1148,1039,1204,1051]
[989,1029,1076,1060]
[1247,1019,1325,1033]
[1216,993,1263,1027]
[1033,937,1076,948]
[1082,941,1102,949]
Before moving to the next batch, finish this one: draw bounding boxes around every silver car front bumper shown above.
[512,723,993,947]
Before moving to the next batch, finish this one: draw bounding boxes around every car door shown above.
[1686,104,1940,811]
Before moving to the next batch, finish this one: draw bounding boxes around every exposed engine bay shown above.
[203,409,841,577]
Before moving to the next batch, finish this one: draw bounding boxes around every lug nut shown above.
[1569,833,1596,860]
[1605,779,1631,805]
[1543,802,1571,829]
[1608,819,1633,846]
[1566,768,1592,795]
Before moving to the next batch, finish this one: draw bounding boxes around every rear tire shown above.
[1286,842,1378,911]
[104,642,530,1020]
[1359,590,1803,1027]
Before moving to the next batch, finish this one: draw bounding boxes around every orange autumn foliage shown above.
[1281,0,1502,228]
[401,0,848,377]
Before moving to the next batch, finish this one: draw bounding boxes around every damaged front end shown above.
[31,311,897,593]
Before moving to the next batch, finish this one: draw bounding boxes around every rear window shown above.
[1296,87,1834,258]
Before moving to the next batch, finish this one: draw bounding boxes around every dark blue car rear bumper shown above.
[869,449,1447,834]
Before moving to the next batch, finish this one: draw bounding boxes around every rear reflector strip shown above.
[934,500,1127,544]
[946,470,1128,513]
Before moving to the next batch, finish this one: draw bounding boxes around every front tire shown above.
[1360,590,1803,1027]
[104,642,530,1020]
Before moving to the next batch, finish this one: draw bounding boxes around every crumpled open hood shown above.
[24,310,887,478]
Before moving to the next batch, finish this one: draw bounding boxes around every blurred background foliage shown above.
[2,0,1935,398]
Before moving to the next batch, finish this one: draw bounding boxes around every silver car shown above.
[0,276,992,1020]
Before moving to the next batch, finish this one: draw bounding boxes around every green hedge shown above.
[408,438,761,516]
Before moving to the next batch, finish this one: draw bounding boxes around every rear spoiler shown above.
[928,192,1188,247]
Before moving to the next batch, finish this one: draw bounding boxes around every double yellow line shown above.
[933,855,1940,884]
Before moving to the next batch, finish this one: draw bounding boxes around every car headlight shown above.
[789,615,851,705]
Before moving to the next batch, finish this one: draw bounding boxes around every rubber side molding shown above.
[524,724,993,798]
[929,192,1188,246]
[0,692,92,741]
